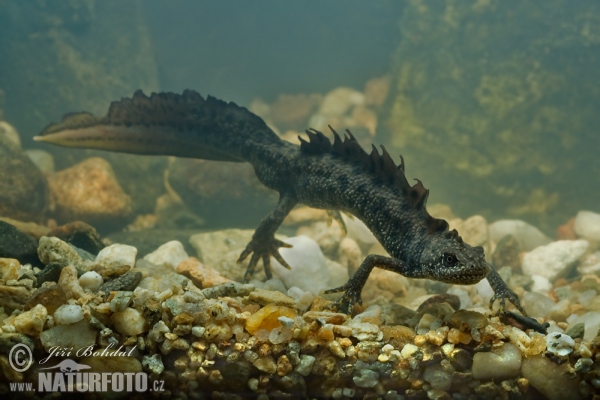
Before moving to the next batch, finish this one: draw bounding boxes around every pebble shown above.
[530,274,552,293]
[574,210,600,241]
[472,343,522,380]
[286,286,314,312]
[522,240,589,280]
[13,304,47,336]
[111,307,147,336]
[295,354,315,376]
[0,258,20,281]
[99,271,142,293]
[78,271,103,291]
[521,355,583,400]
[522,291,555,317]
[353,368,379,388]
[95,243,137,269]
[143,240,188,270]
[176,257,232,288]
[245,304,297,335]
[37,236,84,268]
[567,311,600,342]
[489,219,551,251]
[423,364,453,391]
[248,288,297,308]
[46,221,105,255]
[58,265,85,300]
[142,354,164,375]
[53,304,84,325]
[270,235,330,294]
[47,157,133,224]
[39,319,97,352]
[24,283,66,314]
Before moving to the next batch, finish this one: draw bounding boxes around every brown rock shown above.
[176,257,231,288]
[248,289,297,308]
[48,157,132,226]
[46,221,105,255]
[381,325,416,348]
[556,217,577,240]
[24,283,67,314]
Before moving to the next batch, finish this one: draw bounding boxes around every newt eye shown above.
[443,253,457,267]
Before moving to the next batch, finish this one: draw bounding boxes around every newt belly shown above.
[35,90,525,316]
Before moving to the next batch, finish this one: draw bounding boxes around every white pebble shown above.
[271,236,330,294]
[574,210,600,241]
[522,240,589,280]
[143,240,188,270]
[192,326,206,337]
[545,332,574,356]
[78,271,103,291]
[53,304,85,325]
[111,307,147,336]
[401,344,420,359]
[95,244,137,268]
[530,274,552,293]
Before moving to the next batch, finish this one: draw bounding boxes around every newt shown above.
[35,90,524,314]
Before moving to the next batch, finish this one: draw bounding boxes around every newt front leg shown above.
[238,193,297,281]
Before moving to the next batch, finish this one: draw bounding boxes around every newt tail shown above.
[35,90,525,315]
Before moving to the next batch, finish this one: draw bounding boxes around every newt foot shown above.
[324,283,363,314]
[237,238,292,281]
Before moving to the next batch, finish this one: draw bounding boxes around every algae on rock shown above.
[386,0,600,230]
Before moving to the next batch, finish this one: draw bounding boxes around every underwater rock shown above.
[271,235,330,295]
[521,355,583,400]
[474,350,521,386]
[143,240,188,271]
[46,221,105,255]
[449,215,489,249]
[319,87,365,117]
[176,257,232,288]
[0,120,20,147]
[53,304,84,326]
[13,304,47,337]
[25,149,54,174]
[574,210,600,242]
[39,319,97,353]
[522,292,555,318]
[489,220,551,251]
[522,240,589,280]
[95,243,137,270]
[37,236,84,269]
[99,271,143,294]
[189,229,255,268]
[47,157,133,227]
[491,234,521,270]
[24,283,66,315]
[0,223,43,269]
[0,134,48,222]
[0,285,32,312]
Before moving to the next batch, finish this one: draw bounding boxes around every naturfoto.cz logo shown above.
[8,343,164,394]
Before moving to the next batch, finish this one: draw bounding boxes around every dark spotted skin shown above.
[36,90,525,315]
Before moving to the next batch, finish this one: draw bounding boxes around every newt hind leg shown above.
[237,193,297,281]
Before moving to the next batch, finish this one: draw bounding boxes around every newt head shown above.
[418,229,491,285]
